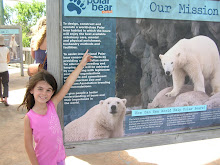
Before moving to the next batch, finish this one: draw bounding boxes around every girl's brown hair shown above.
[18,70,57,111]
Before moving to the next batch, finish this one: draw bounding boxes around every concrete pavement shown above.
[1,65,220,165]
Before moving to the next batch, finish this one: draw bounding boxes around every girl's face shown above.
[30,80,54,104]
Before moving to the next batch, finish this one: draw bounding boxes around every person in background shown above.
[30,16,47,70]
[19,50,92,165]
[0,34,10,106]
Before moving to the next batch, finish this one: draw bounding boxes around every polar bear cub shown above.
[64,97,127,142]
[159,35,220,97]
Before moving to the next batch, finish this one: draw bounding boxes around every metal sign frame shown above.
[47,0,220,156]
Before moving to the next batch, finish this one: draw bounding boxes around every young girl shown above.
[19,50,92,165]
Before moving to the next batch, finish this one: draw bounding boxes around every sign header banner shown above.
[64,0,220,22]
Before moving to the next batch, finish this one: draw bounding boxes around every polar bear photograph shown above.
[64,97,127,142]
[159,35,220,97]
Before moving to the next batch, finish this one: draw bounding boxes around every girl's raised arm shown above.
[51,49,92,108]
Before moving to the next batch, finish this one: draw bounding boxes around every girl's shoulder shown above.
[25,110,33,120]
[47,100,56,113]
[26,109,33,115]
[24,114,29,120]
[24,114,30,126]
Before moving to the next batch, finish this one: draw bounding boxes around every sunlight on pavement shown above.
[126,138,220,165]
[8,88,26,105]
[65,156,90,165]
[8,65,27,74]
[7,65,28,105]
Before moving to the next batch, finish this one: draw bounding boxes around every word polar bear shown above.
[159,35,220,97]
[64,97,127,142]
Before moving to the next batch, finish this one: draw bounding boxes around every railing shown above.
[23,47,34,65]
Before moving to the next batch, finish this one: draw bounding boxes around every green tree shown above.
[4,5,13,25]
[4,0,46,47]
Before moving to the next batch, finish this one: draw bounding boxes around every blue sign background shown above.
[132,105,207,116]
[62,17,116,126]
[125,108,220,135]
[0,29,19,34]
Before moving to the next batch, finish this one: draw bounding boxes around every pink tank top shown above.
[27,100,66,165]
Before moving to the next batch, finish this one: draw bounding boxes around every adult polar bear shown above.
[159,35,220,97]
[64,97,127,142]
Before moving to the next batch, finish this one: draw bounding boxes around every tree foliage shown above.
[4,0,46,47]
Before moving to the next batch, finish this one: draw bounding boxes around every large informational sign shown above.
[62,0,220,146]
[0,26,22,63]
[0,25,23,75]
